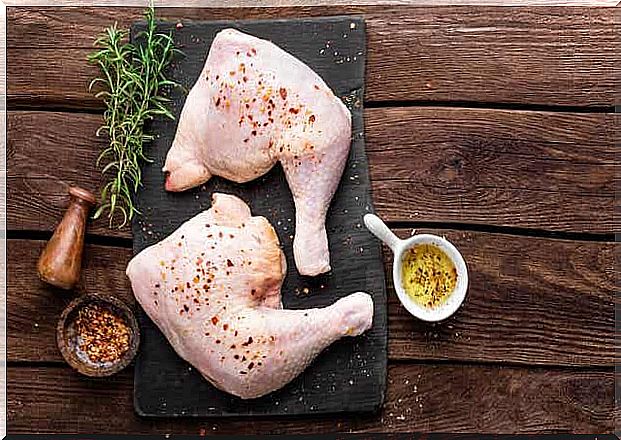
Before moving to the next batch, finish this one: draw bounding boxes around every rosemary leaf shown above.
[88,3,180,228]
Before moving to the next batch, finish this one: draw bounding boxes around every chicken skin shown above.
[127,193,373,399]
[163,29,352,276]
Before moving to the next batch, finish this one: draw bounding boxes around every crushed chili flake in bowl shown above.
[57,294,140,377]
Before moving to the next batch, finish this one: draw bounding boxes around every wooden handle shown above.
[37,186,95,290]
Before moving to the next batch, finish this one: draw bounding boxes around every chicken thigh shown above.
[164,29,352,276]
[126,193,373,399]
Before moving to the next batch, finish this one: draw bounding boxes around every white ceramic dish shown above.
[363,214,468,322]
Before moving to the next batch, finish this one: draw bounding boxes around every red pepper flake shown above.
[215,97,221,107]
[245,103,250,109]
[236,51,240,56]
[242,355,247,361]
[215,339,221,344]
[251,130,257,136]
[223,324,229,331]
[183,304,189,312]
[251,289,257,296]
[251,48,257,55]
[309,115,316,123]
[211,316,219,325]
[248,362,255,370]
[234,330,239,337]
[243,138,249,143]
[289,108,299,114]
[279,88,287,100]
[215,75,219,80]
[218,232,223,238]
[242,76,248,82]
[226,259,234,267]
[314,84,320,90]
[229,71,236,76]
[241,336,253,346]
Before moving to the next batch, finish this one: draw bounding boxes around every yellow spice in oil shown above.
[401,244,457,308]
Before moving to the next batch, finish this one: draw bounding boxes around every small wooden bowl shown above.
[57,293,140,377]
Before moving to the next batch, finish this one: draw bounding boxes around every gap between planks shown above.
[6,357,616,373]
[6,223,617,247]
[7,101,618,115]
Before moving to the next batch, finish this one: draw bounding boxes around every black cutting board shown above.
[130,16,387,417]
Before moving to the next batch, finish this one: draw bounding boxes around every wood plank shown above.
[7,6,620,107]
[7,364,614,434]
[5,0,620,7]
[8,231,615,366]
[8,110,617,236]
[7,240,136,364]
[7,111,125,237]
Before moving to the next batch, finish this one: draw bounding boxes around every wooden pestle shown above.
[37,186,96,290]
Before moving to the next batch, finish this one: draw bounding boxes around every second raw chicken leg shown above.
[127,193,373,399]
[163,29,352,276]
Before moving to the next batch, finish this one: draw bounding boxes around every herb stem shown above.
[88,4,180,228]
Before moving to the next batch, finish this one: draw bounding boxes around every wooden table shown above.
[6,5,619,435]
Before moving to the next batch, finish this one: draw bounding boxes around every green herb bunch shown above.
[88,5,180,228]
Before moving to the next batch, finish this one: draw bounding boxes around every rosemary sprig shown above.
[88,4,180,228]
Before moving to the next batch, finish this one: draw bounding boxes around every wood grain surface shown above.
[7,6,620,108]
[7,364,614,434]
[8,110,617,236]
[8,234,615,366]
[5,0,620,7]
[6,4,618,435]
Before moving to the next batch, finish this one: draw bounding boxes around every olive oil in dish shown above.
[401,243,458,309]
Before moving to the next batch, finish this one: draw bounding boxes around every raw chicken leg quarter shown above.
[164,28,352,276]
[127,193,373,399]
